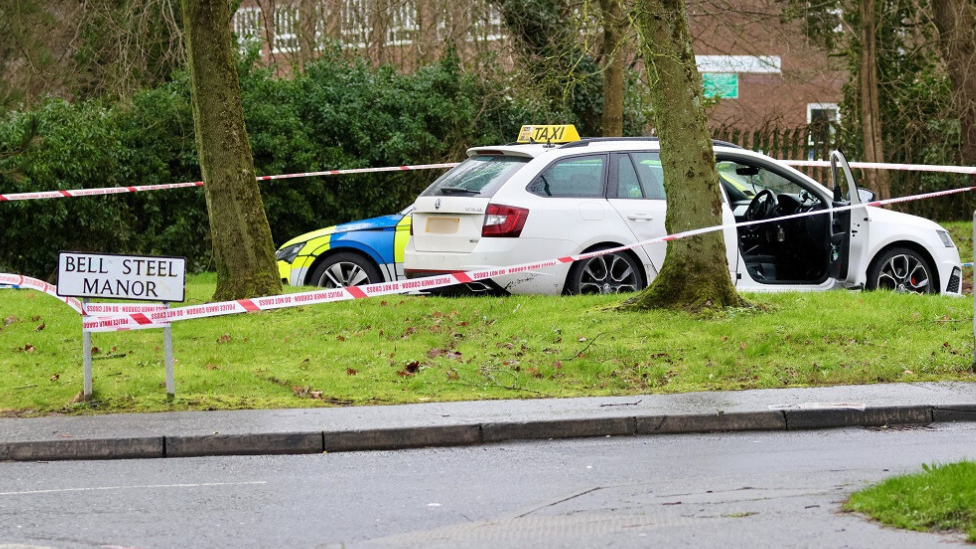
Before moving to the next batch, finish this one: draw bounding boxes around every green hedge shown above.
[0,52,608,279]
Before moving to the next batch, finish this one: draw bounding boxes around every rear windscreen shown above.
[421,156,530,198]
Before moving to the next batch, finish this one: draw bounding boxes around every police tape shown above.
[2,159,973,203]
[0,275,171,330]
[786,160,976,176]
[0,163,460,202]
[72,182,976,332]
[0,273,87,315]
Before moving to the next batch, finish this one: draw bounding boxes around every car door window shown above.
[615,154,644,199]
[630,152,666,200]
[527,155,606,198]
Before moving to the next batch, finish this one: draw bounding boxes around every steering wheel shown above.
[745,189,779,222]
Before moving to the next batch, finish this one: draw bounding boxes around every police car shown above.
[402,125,962,295]
[275,208,412,287]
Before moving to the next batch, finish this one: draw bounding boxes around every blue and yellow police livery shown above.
[275,207,413,288]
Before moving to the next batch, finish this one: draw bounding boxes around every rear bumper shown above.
[404,269,509,295]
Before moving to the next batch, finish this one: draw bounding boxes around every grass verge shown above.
[845,461,976,543]
[1,273,974,415]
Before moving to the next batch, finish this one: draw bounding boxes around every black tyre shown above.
[565,251,644,295]
[308,252,382,288]
[866,247,935,294]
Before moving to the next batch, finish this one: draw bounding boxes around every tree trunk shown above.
[858,0,891,200]
[620,0,744,312]
[931,0,976,172]
[181,0,282,301]
[599,0,624,137]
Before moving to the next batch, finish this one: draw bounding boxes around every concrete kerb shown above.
[2,404,974,462]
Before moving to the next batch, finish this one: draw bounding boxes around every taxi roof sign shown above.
[517,125,580,144]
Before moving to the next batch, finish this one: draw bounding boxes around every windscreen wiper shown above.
[439,187,480,195]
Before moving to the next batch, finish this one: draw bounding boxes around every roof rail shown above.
[558,137,743,150]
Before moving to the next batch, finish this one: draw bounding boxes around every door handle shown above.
[627,213,653,221]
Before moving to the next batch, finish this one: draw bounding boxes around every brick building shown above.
[231,0,846,135]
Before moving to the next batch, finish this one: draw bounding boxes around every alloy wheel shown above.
[317,261,370,288]
[577,253,641,294]
[875,253,930,293]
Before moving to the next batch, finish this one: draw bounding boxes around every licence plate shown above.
[425,217,459,234]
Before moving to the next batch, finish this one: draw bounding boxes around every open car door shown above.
[827,150,872,284]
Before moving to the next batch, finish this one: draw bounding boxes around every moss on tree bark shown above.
[620,0,744,312]
[181,0,282,301]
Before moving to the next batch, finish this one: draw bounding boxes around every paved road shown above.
[2,423,974,549]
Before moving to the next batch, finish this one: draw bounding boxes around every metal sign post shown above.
[972,210,975,371]
[83,298,93,400]
[164,302,174,399]
[58,252,186,401]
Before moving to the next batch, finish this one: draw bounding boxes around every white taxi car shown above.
[403,125,962,295]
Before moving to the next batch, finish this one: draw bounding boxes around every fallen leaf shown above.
[445,369,459,380]
[427,348,444,359]
[720,335,729,342]
[553,360,563,369]
[904,369,913,375]
[456,321,468,327]
[68,391,85,405]
[4,316,17,325]
[309,390,323,399]
[34,322,45,332]
[739,342,747,350]
[90,346,98,355]
[346,368,358,375]
[205,363,219,370]
[527,367,542,378]
[50,373,60,381]
[404,361,420,374]
[218,333,232,344]
[21,344,35,353]
[445,351,462,360]
[578,337,587,342]
[337,335,346,342]
[30,315,41,322]
[380,300,388,306]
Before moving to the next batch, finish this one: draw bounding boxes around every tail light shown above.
[482,204,529,237]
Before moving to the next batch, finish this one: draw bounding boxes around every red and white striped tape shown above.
[787,160,976,176]
[72,183,976,332]
[0,275,170,330]
[3,159,972,203]
[0,274,87,315]
[0,163,459,202]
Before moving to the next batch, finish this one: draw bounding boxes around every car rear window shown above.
[421,155,530,198]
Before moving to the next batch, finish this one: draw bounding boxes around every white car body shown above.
[403,139,962,296]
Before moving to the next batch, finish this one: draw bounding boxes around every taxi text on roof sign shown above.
[517,125,581,144]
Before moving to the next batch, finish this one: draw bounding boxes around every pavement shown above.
[1,381,975,462]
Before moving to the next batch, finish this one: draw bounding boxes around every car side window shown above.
[527,155,606,198]
[630,152,666,200]
[614,154,644,199]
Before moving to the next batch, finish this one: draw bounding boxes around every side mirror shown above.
[857,188,876,203]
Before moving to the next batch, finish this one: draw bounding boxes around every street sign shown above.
[57,252,186,303]
[57,252,185,401]
[703,73,739,99]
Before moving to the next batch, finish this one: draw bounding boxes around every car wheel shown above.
[866,247,935,294]
[308,252,382,288]
[565,251,644,295]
